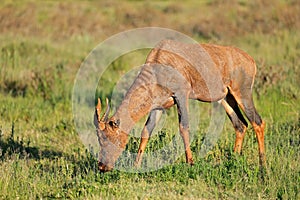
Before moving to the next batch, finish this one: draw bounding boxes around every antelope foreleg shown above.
[135,109,163,167]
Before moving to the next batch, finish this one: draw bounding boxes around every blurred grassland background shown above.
[0,0,299,199]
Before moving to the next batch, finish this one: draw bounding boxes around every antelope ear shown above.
[101,98,110,122]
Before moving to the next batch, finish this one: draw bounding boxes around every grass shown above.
[0,0,299,199]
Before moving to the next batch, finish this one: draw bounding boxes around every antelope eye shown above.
[108,121,114,128]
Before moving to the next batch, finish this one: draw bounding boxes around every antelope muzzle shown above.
[98,161,113,173]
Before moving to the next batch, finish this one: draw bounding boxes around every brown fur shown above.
[95,40,266,172]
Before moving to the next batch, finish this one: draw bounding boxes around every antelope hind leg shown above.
[175,94,194,165]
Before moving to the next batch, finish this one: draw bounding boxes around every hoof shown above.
[187,158,194,166]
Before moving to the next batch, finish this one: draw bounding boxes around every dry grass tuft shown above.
[0,0,299,41]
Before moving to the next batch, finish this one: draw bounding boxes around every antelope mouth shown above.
[98,161,113,173]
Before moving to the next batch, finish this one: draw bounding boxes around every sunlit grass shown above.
[0,0,299,199]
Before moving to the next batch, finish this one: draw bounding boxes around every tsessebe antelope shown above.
[94,40,266,172]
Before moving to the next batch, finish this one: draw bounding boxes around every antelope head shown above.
[94,98,128,172]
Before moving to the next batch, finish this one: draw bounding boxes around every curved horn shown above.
[100,98,110,121]
[95,98,102,123]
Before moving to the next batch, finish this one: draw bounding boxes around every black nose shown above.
[98,161,113,173]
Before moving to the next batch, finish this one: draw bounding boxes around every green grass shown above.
[0,0,299,199]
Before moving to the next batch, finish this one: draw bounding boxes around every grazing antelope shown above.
[94,40,266,173]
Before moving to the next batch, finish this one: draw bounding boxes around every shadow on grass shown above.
[0,132,64,161]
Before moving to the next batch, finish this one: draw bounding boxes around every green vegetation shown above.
[0,0,299,199]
